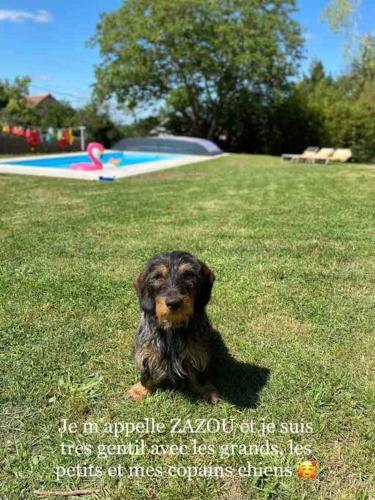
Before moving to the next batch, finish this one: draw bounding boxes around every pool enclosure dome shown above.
[112,135,223,156]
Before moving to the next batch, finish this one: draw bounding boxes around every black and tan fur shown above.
[128,251,220,403]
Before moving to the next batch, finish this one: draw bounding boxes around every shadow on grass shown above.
[206,329,270,409]
[171,329,269,408]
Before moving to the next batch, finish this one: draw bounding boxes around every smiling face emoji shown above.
[297,460,318,479]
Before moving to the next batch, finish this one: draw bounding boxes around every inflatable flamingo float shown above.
[70,142,105,171]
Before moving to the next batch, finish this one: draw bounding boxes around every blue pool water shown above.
[0,152,180,170]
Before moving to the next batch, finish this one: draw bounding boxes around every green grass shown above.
[0,155,374,499]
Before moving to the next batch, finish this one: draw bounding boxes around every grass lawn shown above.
[0,155,374,499]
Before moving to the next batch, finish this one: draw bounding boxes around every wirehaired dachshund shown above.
[127,251,220,403]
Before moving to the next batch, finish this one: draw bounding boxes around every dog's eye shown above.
[181,270,195,280]
[153,273,164,281]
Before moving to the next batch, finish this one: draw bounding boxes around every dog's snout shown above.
[165,296,183,311]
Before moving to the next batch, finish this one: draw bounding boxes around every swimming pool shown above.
[3,151,179,169]
[0,150,215,181]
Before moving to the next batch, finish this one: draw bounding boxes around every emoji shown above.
[297,459,318,479]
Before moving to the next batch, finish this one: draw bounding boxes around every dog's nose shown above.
[166,297,182,310]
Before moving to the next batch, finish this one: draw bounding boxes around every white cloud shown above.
[0,9,53,23]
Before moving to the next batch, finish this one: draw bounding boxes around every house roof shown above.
[25,93,56,106]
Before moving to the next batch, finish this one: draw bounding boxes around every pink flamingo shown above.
[70,142,105,171]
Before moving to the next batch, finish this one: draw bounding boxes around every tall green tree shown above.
[321,0,374,62]
[0,77,35,125]
[92,0,303,139]
[73,102,123,147]
[321,0,361,36]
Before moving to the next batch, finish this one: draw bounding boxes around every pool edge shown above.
[0,153,227,181]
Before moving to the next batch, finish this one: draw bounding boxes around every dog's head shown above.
[135,251,215,329]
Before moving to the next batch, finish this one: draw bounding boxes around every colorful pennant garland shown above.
[0,124,77,150]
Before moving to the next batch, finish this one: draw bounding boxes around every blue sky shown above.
[0,0,374,119]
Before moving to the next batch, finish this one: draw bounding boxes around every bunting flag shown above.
[11,126,25,136]
[25,128,32,143]
[1,123,77,150]
[31,130,41,149]
[58,128,68,149]
[68,128,75,146]
[46,127,54,143]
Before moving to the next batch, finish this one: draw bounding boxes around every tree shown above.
[291,50,375,163]
[321,0,375,62]
[321,0,361,36]
[0,77,35,125]
[121,115,161,138]
[305,60,329,85]
[349,36,375,93]
[73,102,123,147]
[92,0,303,140]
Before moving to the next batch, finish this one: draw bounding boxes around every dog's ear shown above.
[134,271,144,292]
[196,261,215,310]
[134,269,155,313]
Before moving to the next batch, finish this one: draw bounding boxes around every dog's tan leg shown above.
[189,373,220,404]
[127,380,154,401]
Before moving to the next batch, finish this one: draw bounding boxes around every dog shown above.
[127,251,220,403]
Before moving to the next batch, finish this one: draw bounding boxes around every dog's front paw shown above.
[205,389,220,404]
[126,382,151,402]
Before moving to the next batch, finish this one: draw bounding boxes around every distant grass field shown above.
[0,155,374,499]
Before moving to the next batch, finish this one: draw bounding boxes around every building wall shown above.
[32,96,59,115]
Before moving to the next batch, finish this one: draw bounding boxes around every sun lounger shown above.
[282,147,319,162]
[309,148,335,164]
[327,148,352,163]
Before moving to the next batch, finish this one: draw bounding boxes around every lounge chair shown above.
[309,148,335,164]
[282,147,319,162]
[327,148,352,164]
